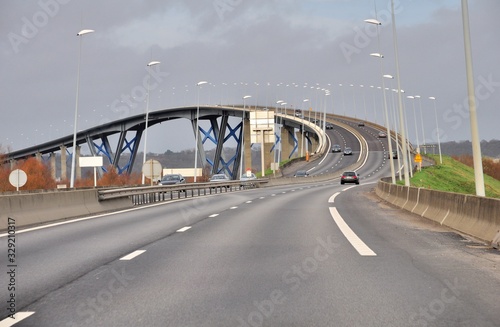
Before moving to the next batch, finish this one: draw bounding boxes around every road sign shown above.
[414,153,422,163]
[142,159,162,184]
[9,169,27,191]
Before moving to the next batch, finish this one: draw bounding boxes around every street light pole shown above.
[428,97,443,164]
[70,29,94,189]
[461,0,485,197]
[407,96,420,152]
[391,0,410,186]
[302,99,309,157]
[414,95,426,153]
[365,17,395,184]
[194,81,208,182]
[142,60,161,185]
[241,95,252,177]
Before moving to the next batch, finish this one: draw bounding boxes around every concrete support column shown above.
[310,134,319,154]
[75,146,81,180]
[50,153,56,180]
[281,126,294,160]
[264,141,273,172]
[10,159,16,170]
[243,117,252,173]
[296,130,304,158]
[35,152,42,161]
[60,145,67,181]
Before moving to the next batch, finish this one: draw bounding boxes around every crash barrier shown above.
[98,180,263,205]
[0,181,266,230]
[376,179,500,249]
[0,189,133,230]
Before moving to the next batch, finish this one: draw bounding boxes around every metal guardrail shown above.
[98,179,269,205]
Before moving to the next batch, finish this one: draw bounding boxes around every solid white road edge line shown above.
[329,207,377,256]
[328,192,341,203]
[0,312,35,327]
[120,250,146,261]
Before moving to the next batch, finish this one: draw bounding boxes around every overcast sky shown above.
[1,0,499,154]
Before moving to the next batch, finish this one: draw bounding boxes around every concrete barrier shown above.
[377,180,500,246]
[0,189,133,230]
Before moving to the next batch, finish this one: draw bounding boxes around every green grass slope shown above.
[401,154,500,198]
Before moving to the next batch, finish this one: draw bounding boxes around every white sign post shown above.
[9,169,27,191]
[79,156,104,187]
[142,159,162,186]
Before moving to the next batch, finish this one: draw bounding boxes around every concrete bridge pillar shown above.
[243,117,252,173]
[310,134,319,154]
[35,152,42,161]
[50,153,56,180]
[264,142,273,171]
[296,130,305,158]
[75,146,81,180]
[281,126,295,160]
[60,145,67,181]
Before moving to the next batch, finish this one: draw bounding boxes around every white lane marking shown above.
[209,214,219,218]
[342,185,357,191]
[329,207,377,256]
[328,192,341,203]
[120,250,146,261]
[0,312,35,327]
[0,192,228,238]
[259,197,265,199]
[176,226,192,232]
[230,206,238,209]
[246,201,252,203]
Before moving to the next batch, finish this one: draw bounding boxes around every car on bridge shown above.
[357,121,365,127]
[340,171,360,185]
[209,173,231,190]
[294,170,309,177]
[378,131,387,138]
[343,147,353,155]
[331,144,342,153]
[159,174,186,185]
[388,150,398,159]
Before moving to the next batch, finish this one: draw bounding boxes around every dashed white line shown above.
[176,226,192,232]
[329,207,376,256]
[246,201,252,203]
[209,214,219,218]
[230,206,238,209]
[120,250,146,260]
[0,312,35,327]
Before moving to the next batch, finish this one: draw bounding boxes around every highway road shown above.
[1,125,499,326]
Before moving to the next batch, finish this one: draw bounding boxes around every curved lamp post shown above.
[193,81,208,182]
[70,29,94,188]
[142,60,161,185]
[365,17,395,184]
[429,97,443,164]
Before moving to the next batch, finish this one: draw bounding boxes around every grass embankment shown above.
[402,154,500,198]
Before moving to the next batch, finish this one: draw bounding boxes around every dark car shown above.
[388,151,398,159]
[210,174,231,182]
[357,121,365,127]
[331,144,342,153]
[343,147,353,155]
[326,122,334,129]
[209,173,231,190]
[340,171,360,185]
[159,174,186,185]
[294,170,309,177]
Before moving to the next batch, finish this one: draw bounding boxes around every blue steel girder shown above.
[288,129,298,159]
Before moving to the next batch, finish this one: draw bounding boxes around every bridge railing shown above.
[98,179,269,205]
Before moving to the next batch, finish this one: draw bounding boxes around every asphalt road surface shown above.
[1,122,498,326]
[1,173,499,326]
